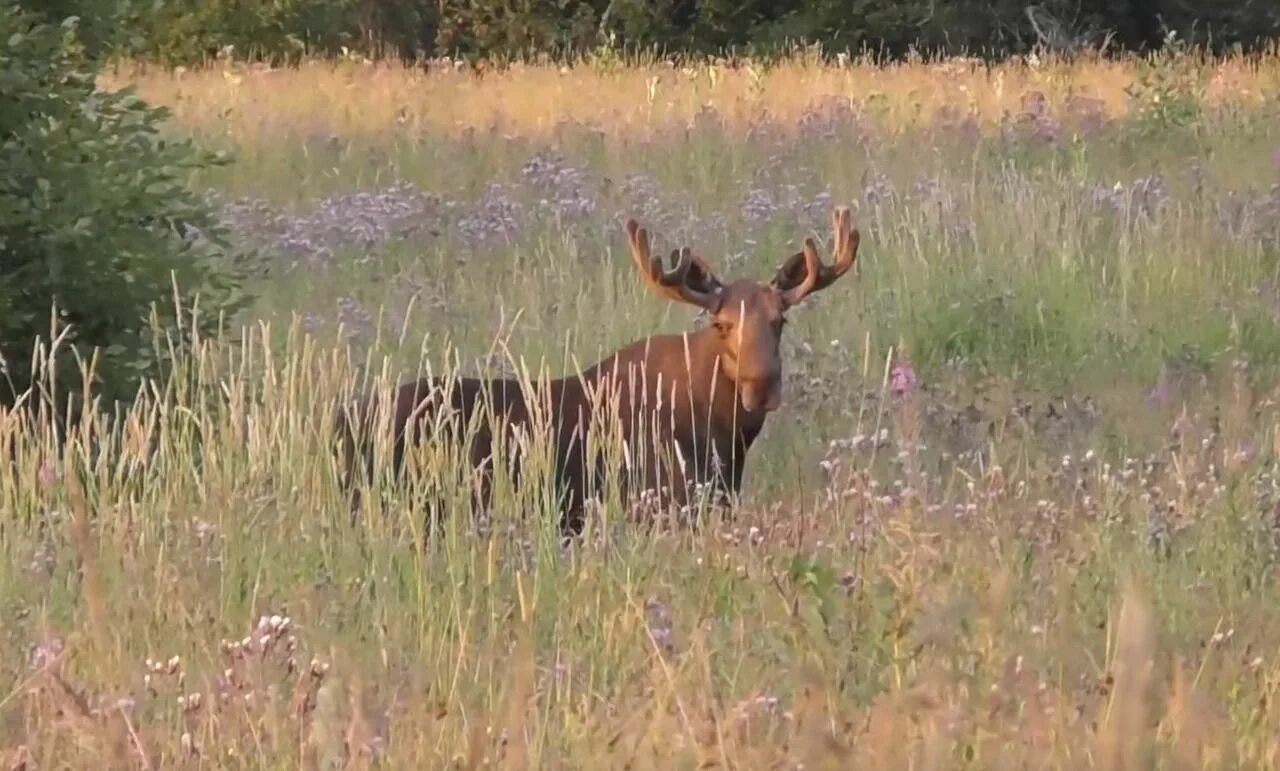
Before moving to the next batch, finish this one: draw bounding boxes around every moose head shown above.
[625,206,861,413]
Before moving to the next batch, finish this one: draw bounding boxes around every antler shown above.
[771,206,861,305]
[625,219,722,312]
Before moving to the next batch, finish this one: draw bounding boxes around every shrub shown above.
[0,5,253,415]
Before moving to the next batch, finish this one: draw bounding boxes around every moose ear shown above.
[684,254,726,299]
[770,251,810,293]
[770,206,861,303]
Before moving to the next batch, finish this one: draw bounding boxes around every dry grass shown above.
[4,317,1280,768]
[3,49,1280,768]
[104,50,1278,143]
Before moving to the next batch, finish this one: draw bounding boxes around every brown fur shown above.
[336,207,861,536]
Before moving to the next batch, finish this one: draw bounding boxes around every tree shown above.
[0,3,253,415]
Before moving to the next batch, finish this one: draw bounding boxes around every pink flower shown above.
[890,355,917,398]
[37,462,57,488]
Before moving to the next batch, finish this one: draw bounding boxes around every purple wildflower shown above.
[863,172,898,208]
[1225,185,1280,248]
[617,172,668,225]
[742,185,835,231]
[300,312,324,335]
[521,151,597,220]
[1083,174,1170,219]
[1086,182,1126,213]
[28,542,55,577]
[1130,174,1170,218]
[644,596,675,656]
[458,183,523,243]
[336,296,374,345]
[796,97,869,141]
[742,189,775,223]
[1001,90,1063,145]
[210,183,454,271]
[29,637,65,670]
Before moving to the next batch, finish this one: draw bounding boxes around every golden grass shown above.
[103,50,1280,142]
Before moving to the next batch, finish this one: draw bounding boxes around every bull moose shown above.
[336,206,861,535]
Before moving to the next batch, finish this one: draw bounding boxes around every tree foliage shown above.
[0,3,252,413]
[111,0,1280,65]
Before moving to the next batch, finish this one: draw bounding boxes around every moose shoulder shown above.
[336,207,862,534]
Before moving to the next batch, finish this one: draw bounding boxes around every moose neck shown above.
[676,326,772,438]
[567,325,772,444]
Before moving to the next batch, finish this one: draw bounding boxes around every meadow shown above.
[3,49,1280,767]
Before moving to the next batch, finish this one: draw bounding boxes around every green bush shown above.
[137,0,382,65]
[1124,32,1207,136]
[0,5,252,414]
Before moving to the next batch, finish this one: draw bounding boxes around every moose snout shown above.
[739,377,783,413]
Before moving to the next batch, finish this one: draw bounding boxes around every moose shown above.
[336,206,861,536]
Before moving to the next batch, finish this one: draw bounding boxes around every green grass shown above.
[4,52,1280,768]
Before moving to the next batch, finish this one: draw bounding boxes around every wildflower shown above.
[521,151,597,219]
[29,637,65,670]
[36,462,57,488]
[741,188,775,223]
[862,172,897,207]
[457,183,524,243]
[890,353,917,398]
[644,596,676,655]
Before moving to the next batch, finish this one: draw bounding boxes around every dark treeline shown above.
[26,0,1280,65]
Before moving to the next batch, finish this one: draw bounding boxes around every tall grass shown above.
[3,49,1280,767]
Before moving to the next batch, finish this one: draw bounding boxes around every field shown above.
[4,49,1280,768]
